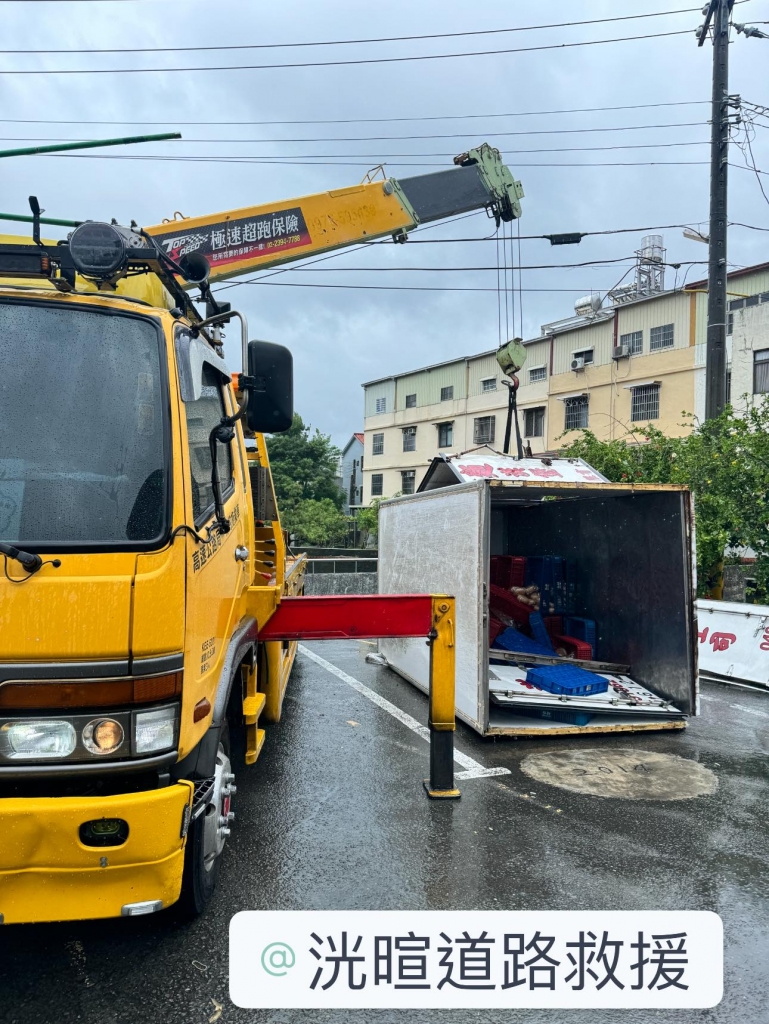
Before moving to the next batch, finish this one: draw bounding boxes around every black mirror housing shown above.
[245,340,293,433]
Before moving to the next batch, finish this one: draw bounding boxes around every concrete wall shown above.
[303,572,377,595]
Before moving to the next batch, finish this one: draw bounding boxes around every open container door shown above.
[378,480,490,733]
[486,482,697,735]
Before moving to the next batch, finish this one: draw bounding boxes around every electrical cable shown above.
[499,228,505,348]
[0,29,695,75]
[0,139,712,154]
[375,221,713,242]
[256,259,706,271]
[2,554,60,584]
[52,153,713,170]
[213,281,644,294]
[0,8,714,54]
[0,99,712,127]
[50,119,713,143]
[517,219,524,338]
[730,220,769,231]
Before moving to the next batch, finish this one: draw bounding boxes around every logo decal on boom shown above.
[153,207,311,270]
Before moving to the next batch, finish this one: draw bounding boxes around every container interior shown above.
[488,486,696,725]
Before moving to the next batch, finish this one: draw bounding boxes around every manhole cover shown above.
[520,748,718,801]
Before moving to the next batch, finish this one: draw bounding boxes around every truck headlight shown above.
[134,705,177,754]
[0,720,77,759]
[82,718,125,755]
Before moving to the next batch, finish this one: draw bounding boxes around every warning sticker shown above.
[153,207,311,269]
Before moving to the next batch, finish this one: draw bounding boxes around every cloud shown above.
[2,0,767,446]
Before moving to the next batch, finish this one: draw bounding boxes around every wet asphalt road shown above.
[1,639,768,1024]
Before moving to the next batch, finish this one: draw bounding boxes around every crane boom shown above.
[144,143,523,285]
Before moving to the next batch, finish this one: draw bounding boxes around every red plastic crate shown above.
[489,584,531,626]
[490,555,526,589]
[543,615,563,637]
[552,634,593,661]
[489,615,504,645]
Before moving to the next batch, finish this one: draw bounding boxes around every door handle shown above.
[234,546,249,562]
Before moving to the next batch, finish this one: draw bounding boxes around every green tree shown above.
[356,498,382,544]
[266,413,343,515]
[560,404,769,600]
[284,498,350,546]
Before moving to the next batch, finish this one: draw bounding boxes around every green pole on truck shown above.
[0,132,181,160]
[0,132,181,231]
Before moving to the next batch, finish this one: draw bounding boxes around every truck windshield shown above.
[0,301,167,547]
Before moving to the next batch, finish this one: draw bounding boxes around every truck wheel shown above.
[178,723,235,917]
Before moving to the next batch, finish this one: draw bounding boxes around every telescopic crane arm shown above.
[144,143,523,285]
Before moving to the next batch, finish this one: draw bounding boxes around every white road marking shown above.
[700,693,769,719]
[298,645,510,781]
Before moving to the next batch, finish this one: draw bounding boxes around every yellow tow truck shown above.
[0,146,523,924]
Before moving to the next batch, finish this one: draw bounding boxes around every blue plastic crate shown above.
[514,706,593,726]
[528,612,554,652]
[526,664,609,696]
[563,617,598,657]
[492,628,555,658]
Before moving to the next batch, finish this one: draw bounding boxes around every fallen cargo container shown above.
[377,451,697,738]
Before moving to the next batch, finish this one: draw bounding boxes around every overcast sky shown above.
[2,0,768,446]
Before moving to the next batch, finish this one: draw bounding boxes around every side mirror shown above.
[245,340,293,433]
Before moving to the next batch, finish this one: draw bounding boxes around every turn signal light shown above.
[0,672,183,709]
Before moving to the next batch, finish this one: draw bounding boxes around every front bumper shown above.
[0,781,194,924]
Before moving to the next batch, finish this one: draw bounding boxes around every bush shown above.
[560,404,769,600]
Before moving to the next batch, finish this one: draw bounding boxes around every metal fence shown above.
[304,558,378,575]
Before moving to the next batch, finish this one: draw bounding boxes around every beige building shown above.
[362,260,769,503]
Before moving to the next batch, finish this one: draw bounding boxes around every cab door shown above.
[177,335,249,756]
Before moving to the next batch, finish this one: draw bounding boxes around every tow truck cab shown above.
[0,277,285,923]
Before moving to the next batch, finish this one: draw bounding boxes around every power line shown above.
[0,139,712,156]
[729,220,769,231]
[0,8,708,54]
[268,259,708,272]
[54,153,712,169]
[214,281,624,294]
[0,99,711,126]
[0,29,693,75]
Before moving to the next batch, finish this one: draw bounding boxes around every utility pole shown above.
[698,0,733,419]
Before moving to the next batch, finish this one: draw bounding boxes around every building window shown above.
[402,426,417,452]
[405,393,417,408]
[440,385,454,401]
[401,470,416,495]
[473,416,495,445]
[630,383,660,422]
[375,396,387,414]
[371,473,383,497]
[372,432,384,455]
[754,349,769,394]
[572,349,594,365]
[438,422,453,448]
[649,324,674,351]
[481,378,497,392]
[621,330,643,355]
[727,312,734,336]
[528,366,547,383]
[524,407,545,437]
[564,396,589,431]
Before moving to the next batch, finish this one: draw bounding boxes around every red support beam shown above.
[258,594,434,641]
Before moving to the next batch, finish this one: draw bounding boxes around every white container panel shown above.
[378,481,488,731]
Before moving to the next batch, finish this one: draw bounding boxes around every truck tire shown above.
[177,722,234,917]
